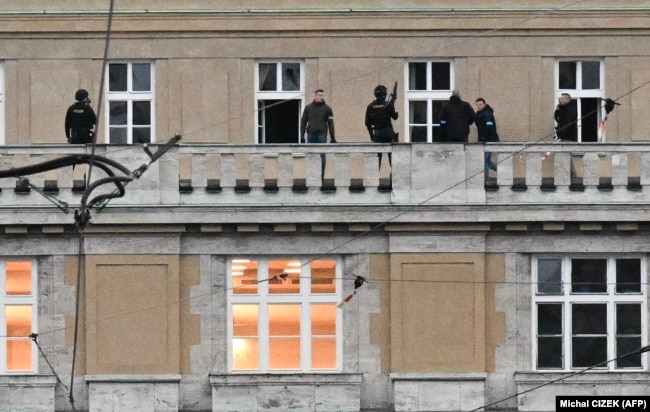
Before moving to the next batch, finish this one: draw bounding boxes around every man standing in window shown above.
[475,97,499,184]
[554,93,577,142]
[300,89,336,179]
[440,89,475,143]
[65,89,97,144]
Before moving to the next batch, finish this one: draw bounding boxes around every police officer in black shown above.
[365,84,398,168]
[65,89,97,144]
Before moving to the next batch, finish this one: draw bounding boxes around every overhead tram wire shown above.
[69,0,117,408]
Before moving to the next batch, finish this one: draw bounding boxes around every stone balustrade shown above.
[0,142,648,212]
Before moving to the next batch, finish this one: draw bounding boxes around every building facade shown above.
[0,1,649,411]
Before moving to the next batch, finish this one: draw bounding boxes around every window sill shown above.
[515,371,650,412]
[210,372,362,385]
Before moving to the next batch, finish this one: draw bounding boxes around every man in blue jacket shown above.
[475,97,499,184]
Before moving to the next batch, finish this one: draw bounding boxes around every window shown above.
[0,261,37,373]
[228,258,341,372]
[533,257,647,371]
[556,60,605,142]
[405,61,453,142]
[256,62,304,144]
[106,62,154,144]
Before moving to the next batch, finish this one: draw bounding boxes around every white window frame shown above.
[0,260,38,374]
[532,256,647,372]
[254,61,304,144]
[227,257,343,373]
[555,60,605,142]
[0,63,4,145]
[404,60,454,143]
[105,62,155,144]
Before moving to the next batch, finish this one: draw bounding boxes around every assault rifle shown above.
[387,81,398,107]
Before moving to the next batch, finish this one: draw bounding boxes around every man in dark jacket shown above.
[365,84,398,169]
[440,89,475,143]
[65,89,97,144]
[475,98,499,183]
[300,89,336,179]
[554,93,577,141]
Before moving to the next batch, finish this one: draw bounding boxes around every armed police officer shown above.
[65,89,97,144]
[365,84,398,169]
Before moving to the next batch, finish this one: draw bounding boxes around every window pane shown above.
[408,62,427,90]
[538,303,562,334]
[109,63,128,91]
[572,303,606,334]
[109,128,127,144]
[232,259,258,295]
[558,61,577,89]
[233,304,258,336]
[269,260,299,294]
[431,62,451,90]
[312,337,336,369]
[571,259,607,293]
[572,337,607,367]
[409,101,427,124]
[269,304,300,369]
[311,260,336,294]
[281,63,300,91]
[132,101,151,125]
[616,259,641,293]
[311,304,336,369]
[537,337,563,369]
[311,304,336,335]
[6,261,31,295]
[537,258,562,295]
[7,339,32,371]
[232,338,259,370]
[109,101,127,125]
[133,128,151,144]
[232,305,259,370]
[582,61,600,90]
[616,337,642,368]
[132,63,151,92]
[269,304,300,336]
[616,304,641,335]
[410,126,427,143]
[259,63,277,91]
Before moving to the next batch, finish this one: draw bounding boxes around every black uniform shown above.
[366,88,398,170]
[554,101,577,141]
[440,95,475,143]
[65,100,96,144]
[365,97,398,143]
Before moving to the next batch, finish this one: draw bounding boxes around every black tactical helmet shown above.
[75,89,89,101]
[374,85,387,98]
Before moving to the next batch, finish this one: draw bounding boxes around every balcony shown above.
[0,142,648,225]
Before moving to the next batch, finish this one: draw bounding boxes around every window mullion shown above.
[259,301,269,373]
[302,301,310,371]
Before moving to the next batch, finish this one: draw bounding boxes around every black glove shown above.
[300,137,305,144]
[330,137,337,143]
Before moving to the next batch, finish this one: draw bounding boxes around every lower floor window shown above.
[228,258,341,372]
[534,256,646,371]
[1,261,37,373]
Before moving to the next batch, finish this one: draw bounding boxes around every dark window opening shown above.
[257,100,300,144]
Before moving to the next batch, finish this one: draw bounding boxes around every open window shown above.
[556,60,605,142]
[256,62,304,144]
